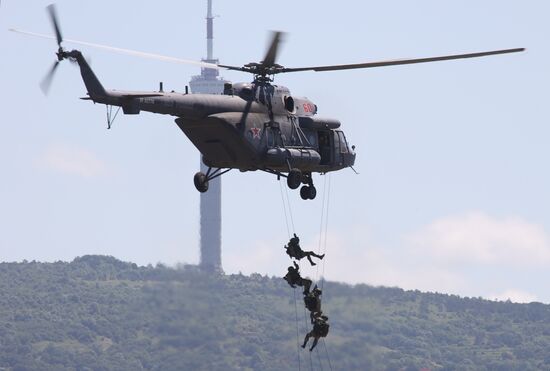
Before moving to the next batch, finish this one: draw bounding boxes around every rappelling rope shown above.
[312,173,332,288]
[279,177,334,371]
[280,180,307,370]
[284,183,296,234]
[320,175,333,371]
[315,342,324,371]
[321,174,332,291]
[315,174,328,281]
[279,181,291,239]
[322,338,333,371]
[293,288,302,371]
[315,174,333,371]
[303,302,314,371]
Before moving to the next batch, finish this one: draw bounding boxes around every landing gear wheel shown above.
[308,185,317,200]
[300,186,309,200]
[194,172,209,193]
[287,168,302,190]
[300,185,317,200]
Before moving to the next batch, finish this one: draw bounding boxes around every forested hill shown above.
[1,256,550,370]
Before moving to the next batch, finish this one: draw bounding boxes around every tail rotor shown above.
[40,60,60,95]
[46,3,63,48]
[40,3,67,95]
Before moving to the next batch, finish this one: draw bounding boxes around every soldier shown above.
[285,233,325,266]
[301,313,329,351]
[304,285,322,323]
[283,261,312,294]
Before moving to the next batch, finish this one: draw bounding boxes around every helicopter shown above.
[11,5,524,200]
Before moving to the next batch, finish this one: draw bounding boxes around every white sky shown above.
[1,1,548,303]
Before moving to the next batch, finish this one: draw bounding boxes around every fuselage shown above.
[74,49,356,174]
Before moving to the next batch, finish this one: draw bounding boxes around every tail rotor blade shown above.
[46,3,63,46]
[40,60,60,95]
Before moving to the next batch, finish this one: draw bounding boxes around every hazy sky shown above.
[1,1,548,303]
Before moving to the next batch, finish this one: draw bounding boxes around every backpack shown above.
[318,322,329,337]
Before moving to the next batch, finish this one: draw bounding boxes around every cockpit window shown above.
[337,131,349,153]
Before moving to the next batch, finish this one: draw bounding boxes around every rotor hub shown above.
[246,64,284,76]
[56,47,66,61]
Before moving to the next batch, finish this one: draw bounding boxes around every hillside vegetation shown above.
[1,256,550,370]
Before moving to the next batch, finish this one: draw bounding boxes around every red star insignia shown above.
[250,127,262,139]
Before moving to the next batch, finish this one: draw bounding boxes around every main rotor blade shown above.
[9,28,220,69]
[261,31,284,68]
[46,4,63,46]
[40,60,59,95]
[280,48,525,73]
[216,64,249,72]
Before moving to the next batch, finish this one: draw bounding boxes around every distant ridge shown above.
[0,255,549,370]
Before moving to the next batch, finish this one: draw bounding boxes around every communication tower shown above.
[189,0,228,273]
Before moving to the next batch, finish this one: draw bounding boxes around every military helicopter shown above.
[11,5,524,200]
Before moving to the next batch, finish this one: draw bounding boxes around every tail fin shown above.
[70,50,106,98]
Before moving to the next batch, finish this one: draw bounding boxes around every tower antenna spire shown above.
[206,0,214,60]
